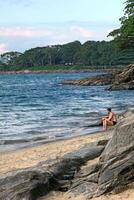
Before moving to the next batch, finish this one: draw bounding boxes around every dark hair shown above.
[107,108,111,112]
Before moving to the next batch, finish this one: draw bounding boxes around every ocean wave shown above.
[0,72,133,152]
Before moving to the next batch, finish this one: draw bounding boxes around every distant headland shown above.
[0,40,133,72]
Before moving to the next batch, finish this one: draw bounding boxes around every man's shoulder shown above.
[110,112,115,116]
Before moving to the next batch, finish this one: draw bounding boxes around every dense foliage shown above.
[108,0,134,49]
[0,40,133,71]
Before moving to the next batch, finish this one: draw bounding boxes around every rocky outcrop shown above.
[62,64,134,90]
[62,73,114,86]
[69,162,101,198]
[0,110,134,200]
[0,141,106,200]
[97,110,134,194]
[109,64,134,90]
[67,110,134,199]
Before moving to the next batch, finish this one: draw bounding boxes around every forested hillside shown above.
[0,40,134,71]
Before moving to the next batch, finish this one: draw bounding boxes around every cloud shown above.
[49,26,92,45]
[0,26,92,39]
[71,26,92,38]
[0,21,117,52]
[0,27,52,38]
[0,25,93,52]
[0,43,8,54]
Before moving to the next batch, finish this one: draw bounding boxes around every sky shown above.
[0,0,125,54]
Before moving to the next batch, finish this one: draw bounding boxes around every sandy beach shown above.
[0,128,134,200]
[0,130,110,175]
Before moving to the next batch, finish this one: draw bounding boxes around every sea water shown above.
[0,72,133,152]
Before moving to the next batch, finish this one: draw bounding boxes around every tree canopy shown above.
[0,40,133,70]
[0,1,133,71]
[108,0,134,49]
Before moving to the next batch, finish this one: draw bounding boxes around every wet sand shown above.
[0,130,111,175]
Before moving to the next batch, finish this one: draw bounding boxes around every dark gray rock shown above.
[96,139,109,146]
[70,181,98,198]
[75,163,101,179]
[68,111,134,199]
[97,110,134,195]
[0,141,104,200]
[0,169,51,200]
[64,144,104,162]
[86,172,99,183]
[69,164,100,199]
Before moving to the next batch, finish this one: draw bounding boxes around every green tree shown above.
[60,41,81,64]
[108,0,134,49]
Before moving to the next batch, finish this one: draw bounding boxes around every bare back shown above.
[108,112,116,122]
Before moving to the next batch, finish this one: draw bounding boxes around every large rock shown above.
[0,141,106,200]
[69,163,101,198]
[109,64,134,90]
[64,143,104,162]
[97,110,134,195]
[66,110,134,199]
[0,169,51,200]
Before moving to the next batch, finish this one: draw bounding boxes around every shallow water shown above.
[0,72,133,152]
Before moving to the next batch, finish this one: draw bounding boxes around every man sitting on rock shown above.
[102,108,117,130]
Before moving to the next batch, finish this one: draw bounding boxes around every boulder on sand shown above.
[97,110,134,195]
[67,110,134,199]
[0,141,106,200]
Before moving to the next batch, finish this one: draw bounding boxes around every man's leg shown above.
[103,119,107,130]
[105,119,113,130]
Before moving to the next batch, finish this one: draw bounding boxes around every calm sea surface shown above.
[0,72,134,152]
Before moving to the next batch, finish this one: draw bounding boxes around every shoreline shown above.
[0,129,112,175]
[0,109,134,200]
[0,127,102,154]
[0,68,121,75]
